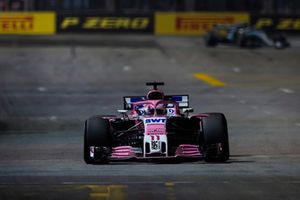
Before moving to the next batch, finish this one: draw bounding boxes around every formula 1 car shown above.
[84,82,229,164]
[204,23,290,49]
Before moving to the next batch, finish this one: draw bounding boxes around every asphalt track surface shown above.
[0,35,299,200]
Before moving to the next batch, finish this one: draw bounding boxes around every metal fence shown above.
[0,0,299,15]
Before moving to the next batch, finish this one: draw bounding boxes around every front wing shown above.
[90,144,202,161]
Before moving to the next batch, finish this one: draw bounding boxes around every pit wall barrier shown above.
[251,15,300,33]
[155,12,249,36]
[57,14,154,33]
[0,12,299,35]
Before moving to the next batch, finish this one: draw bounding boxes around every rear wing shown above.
[123,95,189,110]
[165,95,189,108]
[123,96,146,110]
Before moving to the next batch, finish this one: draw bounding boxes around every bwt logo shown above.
[145,118,166,124]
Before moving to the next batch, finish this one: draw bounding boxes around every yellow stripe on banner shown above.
[194,73,226,87]
[0,12,56,35]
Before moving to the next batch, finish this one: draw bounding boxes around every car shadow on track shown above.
[226,154,256,164]
[0,121,7,131]
[92,155,255,165]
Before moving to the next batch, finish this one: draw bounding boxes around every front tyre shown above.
[84,116,111,164]
[204,33,218,47]
[202,113,229,162]
[274,40,284,49]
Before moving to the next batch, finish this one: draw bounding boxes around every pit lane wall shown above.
[0,12,299,35]
[251,15,300,34]
[57,14,154,33]
[58,12,248,35]
[155,12,249,36]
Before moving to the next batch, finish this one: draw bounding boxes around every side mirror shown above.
[182,108,194,116]
[118,110,128,118]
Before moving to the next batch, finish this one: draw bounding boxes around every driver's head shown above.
[156,104,166,115]
[156,108,166,115]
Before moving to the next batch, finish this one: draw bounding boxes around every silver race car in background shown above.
[204,23,290,49]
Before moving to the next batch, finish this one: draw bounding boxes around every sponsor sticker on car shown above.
[144,118,166,124]
[144,117,166,135]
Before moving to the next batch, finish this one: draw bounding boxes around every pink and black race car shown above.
[84,82,229,164]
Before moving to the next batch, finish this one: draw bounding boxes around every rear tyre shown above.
[201,113,229,162]
[204,33,218,47]
[273,34,289,49]
[84,116,111,164]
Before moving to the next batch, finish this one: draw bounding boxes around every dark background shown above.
[1,0,300,15]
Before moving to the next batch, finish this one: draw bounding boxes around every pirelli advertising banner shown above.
[251,15,300,33]
[58,14,154,33]
[155,12,249,35]
[0,12,55,35]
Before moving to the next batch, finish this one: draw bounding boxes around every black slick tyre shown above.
[201,113,229,162]
[205,33,218,47]
[84,116,111,164]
